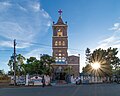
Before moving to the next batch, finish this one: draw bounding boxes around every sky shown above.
[0,0,120,72]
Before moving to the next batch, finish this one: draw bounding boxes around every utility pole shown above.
[40,54,42,60]
[13,39,17,86]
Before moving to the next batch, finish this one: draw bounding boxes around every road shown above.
[0,84,120,96]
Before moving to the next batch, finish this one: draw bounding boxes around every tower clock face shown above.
[57,28,63,36]
[58,28,62,32]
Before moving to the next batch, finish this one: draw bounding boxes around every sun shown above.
[91,62,101,70]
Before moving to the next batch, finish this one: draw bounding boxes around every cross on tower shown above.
[58,9,62,16]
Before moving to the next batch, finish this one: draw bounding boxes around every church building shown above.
[52,10,80,81]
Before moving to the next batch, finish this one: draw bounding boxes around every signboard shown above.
[29,76,42,85]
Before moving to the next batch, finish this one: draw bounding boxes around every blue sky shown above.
[0,0,120,72]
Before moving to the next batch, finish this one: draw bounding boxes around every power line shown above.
[0,49,12,51]
[0,49,29,52]
[0,40,85,54]
[17,40,84,52]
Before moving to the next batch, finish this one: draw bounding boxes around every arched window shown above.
[59,53,61,56]
[59,41,61,45]
[62,41,65,46]
[55,41,58,46]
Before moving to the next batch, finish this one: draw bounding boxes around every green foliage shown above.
[7,54,26,75]
[8,70,14,75]
[85,48,91,64]
[82,64,92,74]
[22,54,55,75]
[22,57,43,75]
[40,54,55,75]
[0,69,5,75]
[83,47,120,76]
[7,53,58,76]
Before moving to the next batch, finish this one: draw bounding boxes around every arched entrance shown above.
[54,66,67,83]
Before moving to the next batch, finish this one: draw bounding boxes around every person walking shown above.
[42,75,45,87]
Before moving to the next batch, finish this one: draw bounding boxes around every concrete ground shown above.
[0,83,120,96]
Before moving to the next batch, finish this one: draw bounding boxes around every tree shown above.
[40,54,55,75]
[82,64,92,74]
[8,54,26,75]
[85,48,91,64]
[22,57,40,75]
[22,54,55,75]
[17,54,26,75]
[0,69,5,75]
[8,55,14,71]
[83,48,120,77]
[106,47,120,70]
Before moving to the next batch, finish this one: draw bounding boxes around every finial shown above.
[58,9,62,16]
[65,21,67,24]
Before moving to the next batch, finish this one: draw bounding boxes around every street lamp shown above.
[78,54,80,72]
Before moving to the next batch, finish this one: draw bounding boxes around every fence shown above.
[0,76,11,83]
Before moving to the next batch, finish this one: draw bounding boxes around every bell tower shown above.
[52,9,68,64]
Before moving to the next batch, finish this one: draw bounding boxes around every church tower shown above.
[52,10,79,79]
[52,10,68,64]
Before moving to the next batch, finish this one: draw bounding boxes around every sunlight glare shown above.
[91,62,100,70]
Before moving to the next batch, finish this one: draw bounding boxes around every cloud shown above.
[17,4,27,11]
[96,21,120,57]
[0,1,11,6]
[0,0,52,48]
[68,50,79,56]
[0,40,32,49]
[96,34,120,50]
[0,1,11,11]
[0,40,13,48]
[97,20,120,49]
[0,61,10,72]
[24,48,43,59]
[96,36,116,49]
[0,22,34,41]
[31,2,41,12]
[109,23,120,31]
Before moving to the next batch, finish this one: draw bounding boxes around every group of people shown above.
[41,74,82,87]
[71,75,82,84]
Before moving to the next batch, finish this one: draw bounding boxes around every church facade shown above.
[52,10,80,80]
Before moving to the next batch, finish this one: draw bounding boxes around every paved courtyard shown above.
[0,84,120,96]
